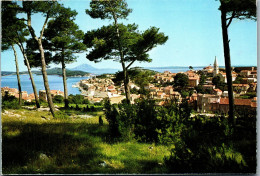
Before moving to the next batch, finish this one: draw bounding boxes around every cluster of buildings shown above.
[2,57,257,115]
[79,78,140,104]
[1,87,64,102]
[149,57,257,114]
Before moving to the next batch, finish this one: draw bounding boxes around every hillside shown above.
[70,64,119,74]
[2,68,89,77]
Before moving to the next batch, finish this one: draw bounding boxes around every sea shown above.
[1,74,90,95]
[0,66,205,95]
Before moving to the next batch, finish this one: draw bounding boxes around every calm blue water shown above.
[1,74,89,95]
[1,67,206,94]
[148,67,204,73]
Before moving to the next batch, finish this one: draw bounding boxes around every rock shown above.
[13,114,21,118]
[37,107,59,112]
[99,161,107,167]
[41,116,47,120]
[39,153,49,161]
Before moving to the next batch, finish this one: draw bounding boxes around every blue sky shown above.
[1,0,256,72]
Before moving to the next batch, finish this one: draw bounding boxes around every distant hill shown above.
[1,68,89,77]
[70,64,120,74]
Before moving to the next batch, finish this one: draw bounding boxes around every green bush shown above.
[54,111,70,120]
[2,94,21,109]
[99,116,103,125]
[163,114,256,173]
[53,95,64,103]
[104,98,121,139]
[133,98,159,142]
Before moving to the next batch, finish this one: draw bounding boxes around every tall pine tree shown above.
[44,7,86,108]
[85,0,168,103]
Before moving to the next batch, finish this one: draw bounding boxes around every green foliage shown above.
[99,116,103,125]
[2,93,21,110]
[103,98,121,139]
[164,114,256,173]
[54,111,70,120]
[52,95,64,104]
[133,99,159,142]
[173,73,188,89]
[219,0,256,21]
[212,75,226,91]
[104,98,192,143]
[157,100,192,144]
[44,6,86,65]
[197,70,207,85]
[2,1,29,50]
[68,94,88,105]
[86,0,132,20]
[84,23,168,64]
[233,75,243,84]
[113,67,156,89]
[195,85,212,94]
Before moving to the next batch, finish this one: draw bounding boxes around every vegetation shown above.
[1,0,256,174]
[84,0,168,103]
[219,0,256,122]
[44,7,86,108]
[2,104,170,174]
[212,75,227,91]
[173,73,188,91]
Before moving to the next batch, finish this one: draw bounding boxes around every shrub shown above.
[164,143,245,173]
[104,98,121,139]
[53,95,64,103]
[54,111,70,120]
[2,94,21,109]
[133,98,159,142]
[99,116,103,125]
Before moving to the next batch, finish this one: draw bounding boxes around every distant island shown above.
[2,64,256,77]
[1,68,89,77]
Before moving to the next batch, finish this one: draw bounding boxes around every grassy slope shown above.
[2,109,171,174]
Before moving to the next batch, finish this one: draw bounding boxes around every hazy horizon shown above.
[1,0,256,72]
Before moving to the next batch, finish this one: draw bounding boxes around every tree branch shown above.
[26,10,39,41]
[226,11,235,28]
[40,14,49,40]
[126,59,136,70]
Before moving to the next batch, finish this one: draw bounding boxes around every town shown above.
[3,57,256,117]
[77,57,257,115]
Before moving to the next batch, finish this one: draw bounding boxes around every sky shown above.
[1,0,257,72]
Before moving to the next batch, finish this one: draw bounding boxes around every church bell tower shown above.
[213,56,219,77]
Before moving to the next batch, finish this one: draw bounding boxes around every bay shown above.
[1,74,89,95]
[1,66,208,95]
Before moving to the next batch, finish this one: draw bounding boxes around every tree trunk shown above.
[25,8,55,117]
[12,44,22,105]
[221,7,235,124]
[18,43,40,108]
[113,14,131,103]
[61,51,69,108]
[38,39,56,117]
[122,65,131,103]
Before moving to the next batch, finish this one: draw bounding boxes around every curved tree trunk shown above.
[26,8,55,117]
[17,43,40,108]
[11,44,22,105]
[61,52,69,108]
[38,40,56,117]
[112,14,131,104]
[221,7,235,124]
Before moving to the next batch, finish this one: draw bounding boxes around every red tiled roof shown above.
[233,84,249,87]
[220,98,229,105]
[251,102,257,108]
[220,98,253,106]
[213,89,222,92]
